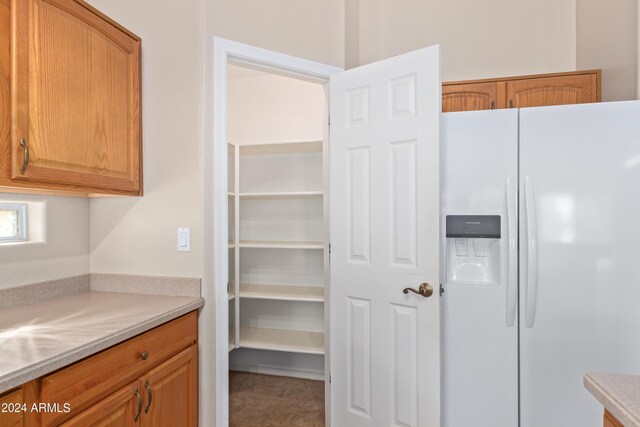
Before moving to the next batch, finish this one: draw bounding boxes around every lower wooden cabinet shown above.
[0,382,38,427]
[62,344,197,427]
[0,387,24,427]
[0,311,197,427]
[141,345,198,427]
[442,70,601,112]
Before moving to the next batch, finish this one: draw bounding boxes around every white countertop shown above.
[584,372,640,427]
[0,291,203,394]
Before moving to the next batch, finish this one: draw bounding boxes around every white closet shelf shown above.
[228,242,235,249]
[238,326,324,355]
[239,240,324,250]
[239,283,324,302]
[239,140,322,156]
[228,192,235,196]
[239,191,323,198]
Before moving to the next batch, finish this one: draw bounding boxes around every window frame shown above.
[0,203,28,243]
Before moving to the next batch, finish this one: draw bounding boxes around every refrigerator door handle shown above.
[505,178,517,327]
[524,176,539,328]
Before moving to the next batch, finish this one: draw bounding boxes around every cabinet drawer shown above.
[0,388,23,427]
[40,311,197,426]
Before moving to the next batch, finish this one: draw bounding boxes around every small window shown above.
[0,203,28,243]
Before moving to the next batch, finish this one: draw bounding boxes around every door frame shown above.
[210,37,342,426]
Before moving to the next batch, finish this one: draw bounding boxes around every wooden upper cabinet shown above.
[0,0,142,196]
[603,409,624,427]
[443,70,600,113]
[506,73,599,108]
[442,82,503,112]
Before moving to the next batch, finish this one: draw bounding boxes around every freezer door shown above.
[519,101,640,427]
[441,109,518,427]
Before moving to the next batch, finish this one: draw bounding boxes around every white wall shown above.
[0,194,89,289]
[577,0,638,101]
[228,67,325,144]
[349,0,577,81]
[209,0,344,67]
[87,0,205,279]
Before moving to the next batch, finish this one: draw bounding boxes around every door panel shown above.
[60,382,138,427]
[330,45,441,427]
[441,110,519,427]
[391,304,419,426]
[347,297,371,417]
[519,101,640,427]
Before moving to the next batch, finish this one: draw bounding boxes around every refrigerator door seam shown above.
[523,176,539,328]
[505,177,518,327]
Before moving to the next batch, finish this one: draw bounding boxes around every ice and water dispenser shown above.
[445,215,501,285]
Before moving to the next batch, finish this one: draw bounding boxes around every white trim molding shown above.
[209,37,341,427]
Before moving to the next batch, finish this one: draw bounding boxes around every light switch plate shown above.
[177,227,191,252]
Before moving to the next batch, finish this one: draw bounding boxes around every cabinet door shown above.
[0,387,23,427]
[141,344,197,427]
[11,0,141,193]
[0,0,8,178]
[506,73,598,108]
[61,382,140,427]
[442,82,500,112]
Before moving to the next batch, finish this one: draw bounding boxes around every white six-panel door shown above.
[330,46,441,427]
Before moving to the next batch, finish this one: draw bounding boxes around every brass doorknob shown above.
[403,283,433,298]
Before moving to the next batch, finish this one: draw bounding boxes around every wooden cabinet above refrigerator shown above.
[442,70,601,113]
[0,0,142,196]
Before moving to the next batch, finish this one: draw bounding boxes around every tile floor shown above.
[229,371,325,426]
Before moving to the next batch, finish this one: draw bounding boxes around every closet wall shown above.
[227,65,327,379]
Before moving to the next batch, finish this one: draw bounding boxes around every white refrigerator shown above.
[441,101,640,427]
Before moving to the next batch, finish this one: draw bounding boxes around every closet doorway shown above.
[212,38,341,426]
[227,63,327,425]
[212,38,442,427]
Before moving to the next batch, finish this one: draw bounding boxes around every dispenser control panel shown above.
[446,215,500,239]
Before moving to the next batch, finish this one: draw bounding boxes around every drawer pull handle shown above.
[134,388,142,422]
[144,381,153,413]
[140,351,148,360]
[19,138,29,175]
